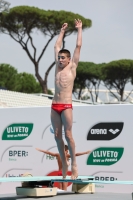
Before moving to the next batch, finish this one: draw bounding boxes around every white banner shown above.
[0,105,133,194]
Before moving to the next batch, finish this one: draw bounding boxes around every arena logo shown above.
[87,122,124,140]
[2,123,33,140]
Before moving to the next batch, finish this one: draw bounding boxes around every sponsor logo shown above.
[2,169,32,179]
[2,123,33,140]
[45,189,53,193]
[87,147,124,166]
[8,150,28,161]
[94,176,117,188]
[109,129,119,134]
[9,150,28,157]
[46,154,55,160]
[5,174,23,177]
[87,122,124,140]
[64,105,71,108]
[95,185,104,188]
[95,176,117,181]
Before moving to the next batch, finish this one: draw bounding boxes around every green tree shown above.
[0,63,50,93]
[73,62,87,99]
[101,59,133,101]
[0,63,18,90]
[85,63,103,103]
[73,62,102,102]
[0,6,91,93]
[15,72,42,93]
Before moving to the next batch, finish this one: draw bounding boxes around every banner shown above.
[0,105,133,194]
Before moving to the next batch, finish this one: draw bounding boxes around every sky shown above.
[0,0,133,89]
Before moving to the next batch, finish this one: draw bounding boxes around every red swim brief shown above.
[58,171,69,176]
[52,103,73,114]
[58,171,62,176]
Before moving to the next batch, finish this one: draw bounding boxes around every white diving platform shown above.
[1,176,133,198]
[0,176,133,185]
[0,176,95,196]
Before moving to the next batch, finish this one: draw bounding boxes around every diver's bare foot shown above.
[71,164,78,180]
[62,163,68,179]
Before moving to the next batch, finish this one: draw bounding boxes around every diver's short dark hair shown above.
[65,145,68,151]
[58,49,71,58]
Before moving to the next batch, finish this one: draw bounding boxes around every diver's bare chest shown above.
[55,71,73,84]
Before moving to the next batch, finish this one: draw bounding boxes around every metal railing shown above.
[48,88,133,104]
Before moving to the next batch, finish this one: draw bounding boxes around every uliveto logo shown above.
[2,123,33,140]
[87,122,124,140]
[87,147,124,166]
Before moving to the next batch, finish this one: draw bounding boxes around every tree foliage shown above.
[14,72,42,93]
[101,59,133,101]
[0,6,92,93]
[74,60,133,103]
[73,62,102,102]
[0,63,44,93]
[0,63,18,90]
[73,62,89,99]
[85,63,103,102]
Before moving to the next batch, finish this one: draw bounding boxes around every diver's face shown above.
[58,53,70,68]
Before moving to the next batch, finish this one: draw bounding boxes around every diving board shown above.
[0,175,95,196]
[1,176,133,185]
[1,175,133,198]
[0,175,94,183]
[82,180,133,185]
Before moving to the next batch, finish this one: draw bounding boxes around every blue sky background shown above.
[0,0,133,89]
